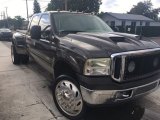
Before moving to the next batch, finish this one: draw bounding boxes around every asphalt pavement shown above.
[1,40,160,120]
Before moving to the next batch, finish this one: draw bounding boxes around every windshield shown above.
[52,13,113,34]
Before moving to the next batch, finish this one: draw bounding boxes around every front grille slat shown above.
[111,48,160,82]
[114,57,122,79]
[124,53,160,81]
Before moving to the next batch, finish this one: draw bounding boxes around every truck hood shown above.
[60,32,160,58]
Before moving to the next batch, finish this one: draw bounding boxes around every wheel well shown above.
[12,38,16,45]
[12,39,14,44]
[54,61,77,80]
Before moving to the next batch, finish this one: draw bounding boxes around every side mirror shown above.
[30,25,41,39]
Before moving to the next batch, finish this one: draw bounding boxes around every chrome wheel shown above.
[55,80,83,117]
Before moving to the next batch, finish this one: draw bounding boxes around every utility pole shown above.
[3,11,5,20]
[64,0,68,11]
[0,12,3,20]
[5,7,8,18]
[3,11,6,27]
[26,0,29,21]
[5,7,9,28]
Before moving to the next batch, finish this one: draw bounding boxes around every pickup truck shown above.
[11,11,160,119]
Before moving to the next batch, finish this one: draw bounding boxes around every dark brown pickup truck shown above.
[11,11,160,120]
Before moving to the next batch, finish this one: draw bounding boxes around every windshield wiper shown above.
[59,30,86,34]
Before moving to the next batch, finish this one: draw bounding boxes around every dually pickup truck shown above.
[11,11,160,119]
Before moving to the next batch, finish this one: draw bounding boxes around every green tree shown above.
[68,0,101,13]
[46,0,64,11]
[14,16,25,29]
[33,0,41,14]
[128,0,160,21]
[46,0,101,13]
[97,11,105,17]
[0,16,26,29]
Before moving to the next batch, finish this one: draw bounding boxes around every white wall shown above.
[150,22,160,26]
[124,21,145,26]
[125,21,131,26]
[142,21,146,26]
[115,20,122,26]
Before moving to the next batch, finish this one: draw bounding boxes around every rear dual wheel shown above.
[21,54,29,64]
[11,45,29,64]
[11,45,21,64]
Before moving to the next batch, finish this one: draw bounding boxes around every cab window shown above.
[28,14,40,34]
[39,14,50,30]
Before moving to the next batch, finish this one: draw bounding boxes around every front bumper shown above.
[80,80,160,105]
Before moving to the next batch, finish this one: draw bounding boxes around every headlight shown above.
[84,58,111,76]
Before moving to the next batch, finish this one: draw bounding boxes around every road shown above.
[1,41,160,120]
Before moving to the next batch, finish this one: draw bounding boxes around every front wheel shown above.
[53,75,86,120]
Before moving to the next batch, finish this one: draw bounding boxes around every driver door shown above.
[34,13,56,73]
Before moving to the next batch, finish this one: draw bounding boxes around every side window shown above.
[110,21,115,27]
[145,22,150,26]
[39,14,50,30]
[122,21,126,27]
[28,15,40,34]
[131,21,136,27]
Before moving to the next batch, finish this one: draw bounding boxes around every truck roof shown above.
[34,11,93,16]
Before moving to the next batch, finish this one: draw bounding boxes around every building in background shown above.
[100,12,160,36]
[101,12,160,27]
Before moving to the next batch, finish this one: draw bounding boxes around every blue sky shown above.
[0,0,159,19]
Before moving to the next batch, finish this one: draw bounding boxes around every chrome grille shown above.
[111,48,160,82]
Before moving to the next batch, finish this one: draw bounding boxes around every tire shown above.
[21,54,29,64]
[53,75,86,120]
[11,45,21,65]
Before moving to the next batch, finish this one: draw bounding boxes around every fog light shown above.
[115,90,133,99]
[128,61,135,73]
[153,58,159,67]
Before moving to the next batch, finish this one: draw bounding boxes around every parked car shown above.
[0,28,13,41]
[11,11,160,120]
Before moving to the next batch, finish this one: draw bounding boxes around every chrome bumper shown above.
[80,80,160,105]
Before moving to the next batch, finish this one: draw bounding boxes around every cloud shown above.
[100,0,143,13]
[102,0,118,8]
[152,0,160,8]
[155,0,160,3]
